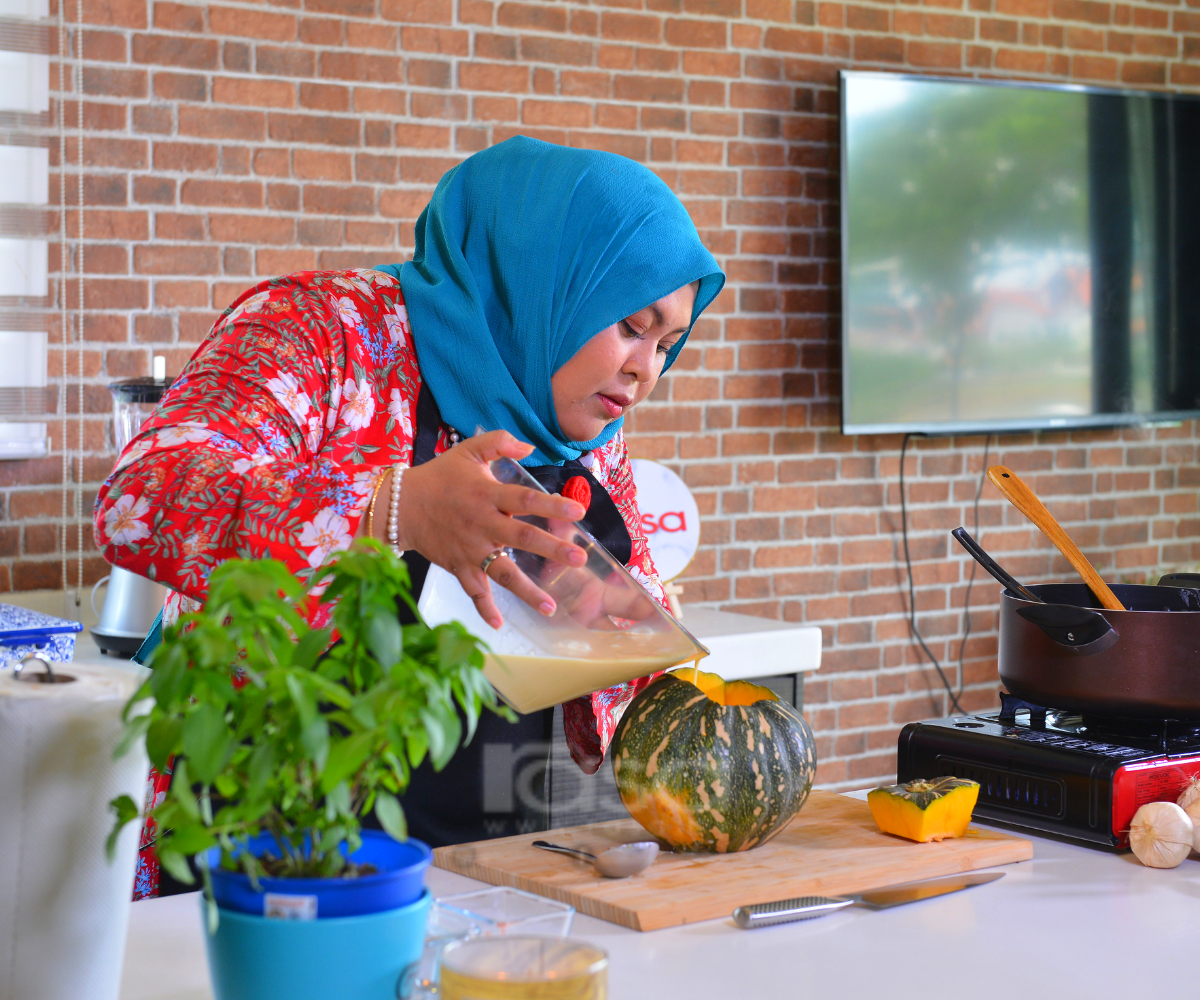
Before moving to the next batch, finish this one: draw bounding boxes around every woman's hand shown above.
[393,431,587,629]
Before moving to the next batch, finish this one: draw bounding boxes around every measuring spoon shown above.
[532,839,659,878]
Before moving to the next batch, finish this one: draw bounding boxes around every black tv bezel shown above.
[838,69,1200,438]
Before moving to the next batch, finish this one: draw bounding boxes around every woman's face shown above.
[551,282,698,443]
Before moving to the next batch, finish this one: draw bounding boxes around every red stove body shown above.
[897,696,1200,848]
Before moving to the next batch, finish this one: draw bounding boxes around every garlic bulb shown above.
[1177,778,1200,851]
[1177,776,1200,810]
[1130,801,1194,868]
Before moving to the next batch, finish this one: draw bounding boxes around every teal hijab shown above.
[374,137,725,466]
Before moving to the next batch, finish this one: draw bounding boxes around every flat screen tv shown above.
[840,71,1200,436]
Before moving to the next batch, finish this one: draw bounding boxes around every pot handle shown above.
[1016,602,1119,656]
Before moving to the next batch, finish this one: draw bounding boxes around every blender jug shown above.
[419,455,709,713]
[91,365,174,656]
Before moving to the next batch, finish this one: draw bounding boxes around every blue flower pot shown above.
[206,830,431,918]
[205,890,431,1000]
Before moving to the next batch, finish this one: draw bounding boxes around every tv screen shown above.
[840,71,1200,436]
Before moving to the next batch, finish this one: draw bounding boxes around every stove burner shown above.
[997,692,1200,749]
[1081,714,1200,747]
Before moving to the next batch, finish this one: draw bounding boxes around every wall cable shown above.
[899,433,964,716]
[954,435,992,704]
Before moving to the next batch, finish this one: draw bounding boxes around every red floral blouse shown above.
[93,269,667,896]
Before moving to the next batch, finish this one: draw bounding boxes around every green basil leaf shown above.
[158,848,197,886]
[146,716,184,770]
[366,612,403,669]
[166,822,216,856]
[246,741,275,799]
[300,717,330,772]
[321,730,376,794]
[181,703,233,784]
[286,674,317,729]
[105,794,139,861]
[171,759,200,820]
[374,792,407,842]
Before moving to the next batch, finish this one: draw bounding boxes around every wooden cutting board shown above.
[434,790,1033,931]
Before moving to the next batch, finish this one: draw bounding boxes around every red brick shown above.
[132,34,218,69]
[213,76,295,109]
[320,52,403,84]
[209,6,296,41]
[180,178,264,208]
[664,18,727,47]
[380,0,453,23]
[458,62,530,92]
[268,113,361,147]
[498,2,567,31]
[522,100,592,128]
[209,213,294,244]
[256,46,316,77]
[133,244,220,275]
[302,185,376,215]
[179,107,265,141]
[293,149,354,180]
[402,26,471,55]
[601,11,663,43]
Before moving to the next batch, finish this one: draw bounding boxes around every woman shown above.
[95,136,724,896]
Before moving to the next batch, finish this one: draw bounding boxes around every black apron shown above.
[395,383,632,847]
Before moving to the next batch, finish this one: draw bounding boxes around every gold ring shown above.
[480,548,510,573]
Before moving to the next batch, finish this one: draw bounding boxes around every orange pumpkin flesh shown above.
[670,666,779,707]
[867,777,980,843]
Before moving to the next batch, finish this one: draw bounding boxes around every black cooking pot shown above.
[999,582,1200,720]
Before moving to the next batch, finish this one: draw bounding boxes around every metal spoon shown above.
[532,839,659,878]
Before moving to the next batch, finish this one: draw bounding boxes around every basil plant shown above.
[109,541,506,899]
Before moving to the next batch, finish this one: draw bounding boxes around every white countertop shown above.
[118,805,1194,1000]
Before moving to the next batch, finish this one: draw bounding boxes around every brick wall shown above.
[19,0,1200,786]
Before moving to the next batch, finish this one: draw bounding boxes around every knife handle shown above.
[733,896,855,929]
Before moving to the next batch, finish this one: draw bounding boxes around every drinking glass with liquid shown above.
[438,936,607,1000]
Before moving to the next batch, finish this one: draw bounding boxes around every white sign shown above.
[630,459,700,582]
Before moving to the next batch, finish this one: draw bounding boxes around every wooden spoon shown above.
[985,465,1126,612]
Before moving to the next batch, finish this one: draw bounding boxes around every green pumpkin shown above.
[611,667,818,852]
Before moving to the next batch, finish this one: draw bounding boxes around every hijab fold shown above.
[374,136,725,466]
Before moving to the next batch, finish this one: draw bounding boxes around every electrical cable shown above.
[955,435,992,705]
[899,433,964,716]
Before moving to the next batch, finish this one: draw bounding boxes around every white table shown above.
[118,805,1193,1000]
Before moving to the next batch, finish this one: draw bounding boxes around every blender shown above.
[91,358,173,656]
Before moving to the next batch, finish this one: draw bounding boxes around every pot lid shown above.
[107,377,175,403]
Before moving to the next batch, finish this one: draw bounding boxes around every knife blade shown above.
[732,871,1004,929]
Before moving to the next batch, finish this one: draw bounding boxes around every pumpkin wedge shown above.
[868,777,980,843]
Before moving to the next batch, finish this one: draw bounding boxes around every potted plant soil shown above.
[109,542,505,1000]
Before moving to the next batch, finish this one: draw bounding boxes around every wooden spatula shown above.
[986,465,1126,612]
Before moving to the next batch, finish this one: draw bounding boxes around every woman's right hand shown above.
[392,430,587,629]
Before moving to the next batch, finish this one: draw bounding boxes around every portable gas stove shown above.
[897,692,1200,848]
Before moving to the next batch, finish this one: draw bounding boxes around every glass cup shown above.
[401,888,575,999]
[438,936,608,1000]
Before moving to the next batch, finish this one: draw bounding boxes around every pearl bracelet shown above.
[387,464,405,557]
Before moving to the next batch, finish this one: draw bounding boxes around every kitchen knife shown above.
[732,871,1004,929]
